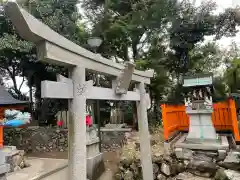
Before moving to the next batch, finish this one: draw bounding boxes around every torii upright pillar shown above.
[68,66,87,179]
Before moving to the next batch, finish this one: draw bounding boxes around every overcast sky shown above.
[195,0,240,48]
[7,0,240,94]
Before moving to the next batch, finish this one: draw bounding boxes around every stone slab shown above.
[175,134,229,151]
[87,141,100,157]
[40,167,113,180]
[0,152,6,165]
[164,132,182,155]
[175,148,193,159]
[7,158,68,180]
[0,164,10,174]
[218,150,227,161]
[87,138,100,146]
[87,153,105,180]
[186,112,218,142]
[100,128,132,132]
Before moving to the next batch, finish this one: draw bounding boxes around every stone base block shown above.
[0,164,10,174]
[0,146,29,173]
[175,134,229,151]
[175,148,193,159]
[87,152,105,180]
[218,149,227,161]
[164,143,171,155]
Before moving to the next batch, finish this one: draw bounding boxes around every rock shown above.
[225,151,240,162]
[183,160,190,167]
[195,151,218,158]
[175,148,193,159]
[24,160,31,168]
[214,168,229,180]
[187,158,217,177]
[161,162,171,176]
[59,138,65,143]
[176,162,185,173]
[118,166,125,172]
[115,172,122,180]
[157,173,167,180]
[217,150,227,161]
[14,166,21,172]
[153,163,159,173]
[193,153,212,162]
[12,155,22,167]
[153,163,159,178]
[219,151,240,171]
[120,156,133,168]
[191,171,212,178]
[186,153,217,177]
[123,170,134,180]
[175,172,195,180]
[224,170,240,180]
[18,150,25,156]
[19,161,25,169]
[135,142,140,150]
[174,172,212,180]
[163,155,172,163]
[152,153,163,164]
[130,163,139,176]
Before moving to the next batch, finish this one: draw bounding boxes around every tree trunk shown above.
[29,85,33,115]
[132,102,138,130]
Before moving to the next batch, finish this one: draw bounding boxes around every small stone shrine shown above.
[174,74,229,158]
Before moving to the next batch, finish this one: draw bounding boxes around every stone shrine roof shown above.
[0,85,28,105]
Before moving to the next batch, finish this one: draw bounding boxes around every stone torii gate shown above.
[5,2,154,180]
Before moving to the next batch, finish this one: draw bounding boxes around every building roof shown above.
[0,85,28,105]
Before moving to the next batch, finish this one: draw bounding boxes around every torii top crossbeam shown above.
[4,2,154,180]
[4,2,153,84]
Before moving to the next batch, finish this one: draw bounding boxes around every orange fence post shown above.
[161,104,169,140]
[0,126,3,148]
[228,99,240,141]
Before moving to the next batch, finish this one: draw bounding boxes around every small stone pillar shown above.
[86,127,104,180]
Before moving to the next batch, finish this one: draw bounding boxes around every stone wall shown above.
[3,126,127,153]
[4,127,68,153]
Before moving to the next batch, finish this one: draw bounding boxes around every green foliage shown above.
[21,0,89,45]
[213,76,228,102]
[224,58,240,93]
[187,43,222,75]
[0,33,33,51]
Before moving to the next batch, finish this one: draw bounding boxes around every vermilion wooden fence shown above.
[161,99,240,142]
